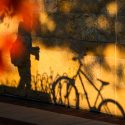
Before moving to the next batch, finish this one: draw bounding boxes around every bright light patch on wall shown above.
[106,2,118,17]
[97,15,109,30]
[40,12,56,32]
[60,1,72,13]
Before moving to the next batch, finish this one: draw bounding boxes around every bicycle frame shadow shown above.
[52,53,125,118]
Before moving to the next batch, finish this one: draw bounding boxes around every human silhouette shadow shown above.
[10,21,40,92]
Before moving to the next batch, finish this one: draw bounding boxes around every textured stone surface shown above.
[37,0,125,45]
[118,0,125,16]
[40,13,115,42]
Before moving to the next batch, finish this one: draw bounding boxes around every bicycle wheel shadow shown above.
[52,76,79,109]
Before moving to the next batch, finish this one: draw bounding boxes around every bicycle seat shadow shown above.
[97,79,109,86]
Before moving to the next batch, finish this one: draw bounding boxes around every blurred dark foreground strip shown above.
[0,94,125,125]
[0,116,36,125]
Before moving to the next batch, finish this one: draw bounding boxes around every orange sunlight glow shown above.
[0,34,15,74]
[0,0,40,73]
[17,0,39,31]
[0,0,9,11]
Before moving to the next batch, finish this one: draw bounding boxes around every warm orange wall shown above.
[1,0,125,117]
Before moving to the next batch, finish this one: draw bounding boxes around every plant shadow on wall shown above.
[0,71,61,103]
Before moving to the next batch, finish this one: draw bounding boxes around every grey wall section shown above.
[38,0,117,55]
[41,1,115,40]
[39,0,125,57]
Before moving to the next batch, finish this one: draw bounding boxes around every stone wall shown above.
[37,0,125,54]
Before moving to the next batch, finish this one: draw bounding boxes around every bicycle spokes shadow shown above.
[52,53,125,118]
